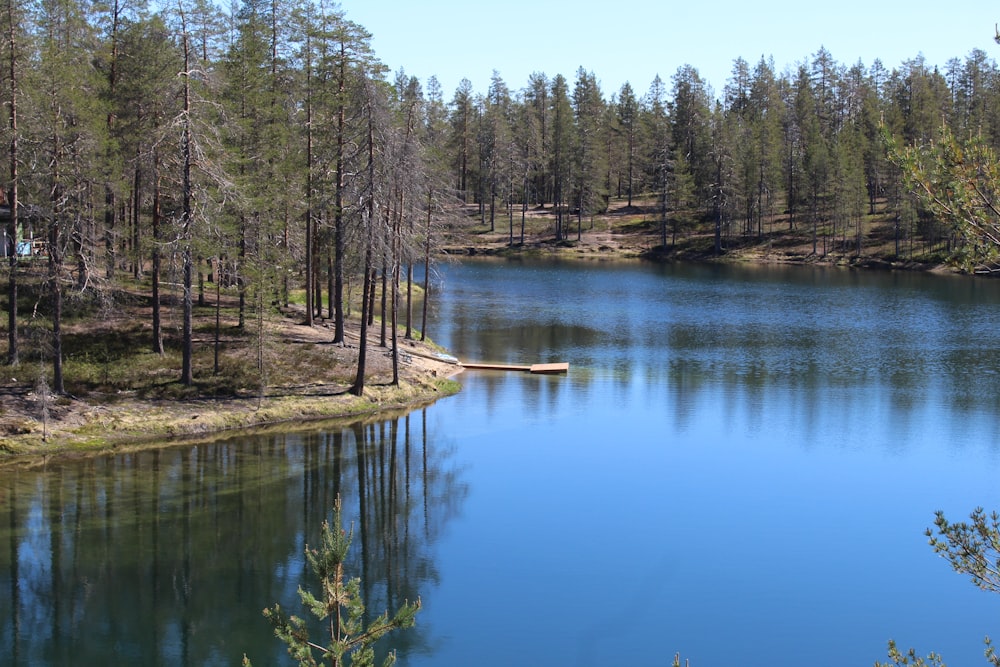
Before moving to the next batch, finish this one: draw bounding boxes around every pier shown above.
[461,362,569,374]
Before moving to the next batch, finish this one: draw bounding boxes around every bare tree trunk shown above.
[131,164,141,279]
[390,221,399,387]
[47,109,64,395]
[420,189,431,341]
[182,245,193,385]
[351,235,373,396]
[326,250,333,320]
[180,9,194,386]
[281,207,289,307]
[351,102,378,397]
[331,42,347,344]
[151,149,163,354]
[237,221,245,326]
[367,267,376,326]
[49,221,63,394]
[304,25,314,326]
[6,0,19,367]
[213,265,220,374]
[379,256,388,348]
[313,222,322,318]
[405,263,413,340]
[103,0,122,282]
[198,256,206,308]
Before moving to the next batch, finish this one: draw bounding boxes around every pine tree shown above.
[749,56,785,239]
[253,496,420,667]
[178,7,196,386]
[887,123,1000,271]
[221,0,299,390]
[549,73,573,241]
[876,508,1000,667]
[169,0,233,385]
[642,75,673,246]
[615,81,639,207]
[308,8,379,343]
[113,15,183,354]
[349,76,388,397]
[1,0,28,367]
[419,75,450,333]
[670,65,713,214]
[725,57,758,238]
[523,72,550,207]
[572,67,606,239]
[447,79,475,204]
[481,70,511,232]
[36,0,106,393]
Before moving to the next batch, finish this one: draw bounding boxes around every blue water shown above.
[413,258,1000,667]
[3,257,1000,667]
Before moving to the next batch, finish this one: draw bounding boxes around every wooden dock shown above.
[462,362,569,374]
[529,363,570,374]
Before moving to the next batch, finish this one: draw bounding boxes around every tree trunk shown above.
[313,225,322,319]
[49,222,64,394]
[103,0,121,282]
[379,254,388,348]
[6,0,19,367]
[405,264,413,340]
[104,186,116,280]
[151,150,163,354]
[350,236,373,397]
[351,108,378,397]
[237,222,246,327]
[213,266,220,374]
[367,267,376,326]
[180,16,194,386]
[390,223,399,387]
[421,190,432,341]
[131,164,141,279]
[182,246,194,385]
[304,26,314,327]
[331,42,347,344]
[47,88,64,394]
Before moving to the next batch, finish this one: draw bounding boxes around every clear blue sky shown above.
[344,0,997,100]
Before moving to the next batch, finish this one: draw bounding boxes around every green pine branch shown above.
[877,507,1000,667]
[248,496,420,667]
[884,123,1000,272]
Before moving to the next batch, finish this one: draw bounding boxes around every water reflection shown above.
[434,257,1000,422]
[0,409,467,667]
[5,258,1000,667]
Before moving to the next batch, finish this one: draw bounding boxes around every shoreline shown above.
[0,223,969,464]
[440,233,954,273]
[435,199,964,274]
[0,377,463,470]
[0,321,465,466]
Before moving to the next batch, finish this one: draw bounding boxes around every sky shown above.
[344,0,998,101]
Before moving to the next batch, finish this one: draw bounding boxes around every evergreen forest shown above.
[2,0,999,397]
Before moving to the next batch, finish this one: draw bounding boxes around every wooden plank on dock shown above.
[462,362,532,372]
[461,361,569,374]
[530,362,569,374]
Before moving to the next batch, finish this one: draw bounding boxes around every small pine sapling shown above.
[246,496,420,667]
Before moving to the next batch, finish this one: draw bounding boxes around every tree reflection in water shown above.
[0,407,468,666]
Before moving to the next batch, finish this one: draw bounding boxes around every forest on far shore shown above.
[1,0,999,398]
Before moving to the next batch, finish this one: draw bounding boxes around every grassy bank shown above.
[0,270,462,462]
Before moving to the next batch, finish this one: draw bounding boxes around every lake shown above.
[2,257,1000,666]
